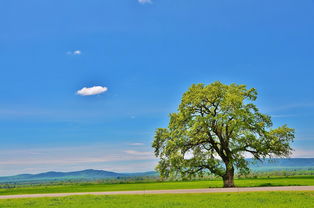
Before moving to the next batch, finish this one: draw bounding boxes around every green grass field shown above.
[1,175,314,196]
[0,192,313,208]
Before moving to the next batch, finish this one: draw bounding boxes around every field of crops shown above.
[1,175,314,196]
[0,191,313,208]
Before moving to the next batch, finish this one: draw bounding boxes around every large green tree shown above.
[152,82,295,187]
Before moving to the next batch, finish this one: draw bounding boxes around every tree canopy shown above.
[152,82,295,187]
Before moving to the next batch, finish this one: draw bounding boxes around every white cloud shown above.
[0,155,151,166]
[77,86,108,96]
[271,114,299,118]
[265,102,314,113]
[66,50,82,55]
[292,149,314,158]
[73,50,81,55]
[125,150,152,156]
[129,143,145,146]
[138,0,152,4]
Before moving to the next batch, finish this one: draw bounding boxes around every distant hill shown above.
[1,158,313,183]
[0,169,157,183]
[249,158,314,172]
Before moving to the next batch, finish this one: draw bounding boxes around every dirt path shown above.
[1,186,314,199]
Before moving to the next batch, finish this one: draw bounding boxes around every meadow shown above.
[1,175,314,196]
[0,192,313,208]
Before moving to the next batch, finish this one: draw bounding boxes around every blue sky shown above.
[0,0,313,176]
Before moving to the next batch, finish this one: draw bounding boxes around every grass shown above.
[0,191,313,207]
[0,175,314,195]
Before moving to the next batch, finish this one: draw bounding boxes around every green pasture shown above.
[1,175,314,196]
[0,191,313,208]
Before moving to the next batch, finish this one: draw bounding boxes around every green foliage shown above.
[152,82,295,184]
[0,192,313,208]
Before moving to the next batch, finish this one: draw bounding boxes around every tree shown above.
[152,82,295,187]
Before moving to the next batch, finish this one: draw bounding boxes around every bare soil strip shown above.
[1,186,314,199]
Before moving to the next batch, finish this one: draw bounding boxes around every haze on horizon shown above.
[0,0,313,176]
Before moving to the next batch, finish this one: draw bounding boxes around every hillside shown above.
[0,158,313,183]
[0,169,157,183]
[249,158,314,171]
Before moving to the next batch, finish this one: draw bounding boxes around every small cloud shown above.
[292,149,314,158]
[129,143,144,146]
[73,50,81,55]
[138,0,152,4]
[67,50,82,56]
[271,114,298,118]
[125,150,152,156]
[77,86,108,96]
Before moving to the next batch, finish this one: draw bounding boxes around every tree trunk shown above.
[222,168,235,188]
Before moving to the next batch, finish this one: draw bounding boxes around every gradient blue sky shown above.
[0,0,314,176]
